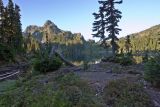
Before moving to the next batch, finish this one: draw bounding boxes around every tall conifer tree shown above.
[92,4,105,45]
[14,4,23,50]
[93,0,122,56]
[0,0,5,42]
[6,0,15,44]
[125,35,131,53]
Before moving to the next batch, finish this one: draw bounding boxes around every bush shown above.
[103,53,134,66]
[0,43,15,62]
[64,86,82,106]
[0,79,56,107]
[56,73,104,107]
[144,57,160,87]
[119,54,133,66]
[57,73,80,85]
[103,79,153,107]
[32,56,62,73]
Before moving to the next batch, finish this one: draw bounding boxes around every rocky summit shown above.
[23,20,85,44]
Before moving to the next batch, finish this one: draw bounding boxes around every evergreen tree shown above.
[125,35,131,53]
[92,4,105,45]
[93,0,122,56]
[14,4,23,51]
[6,0,15,45]
[104,0,122,56]
[0,0,5,43]
[2,7,9,44]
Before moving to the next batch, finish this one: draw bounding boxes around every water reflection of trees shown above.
[58,42,105,65]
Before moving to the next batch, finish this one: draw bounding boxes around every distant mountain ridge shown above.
[119,24,160,52]
[23,20,85,44]
[129,24,160,38]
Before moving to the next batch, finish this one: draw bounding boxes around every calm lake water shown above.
[64,50,146,66]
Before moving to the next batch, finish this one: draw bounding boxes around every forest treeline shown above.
[0,0,22,52]
[0,0,24,62]
[118,25,160,54]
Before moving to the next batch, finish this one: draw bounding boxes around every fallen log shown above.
[55,51,76,67]
[49,46,76,67]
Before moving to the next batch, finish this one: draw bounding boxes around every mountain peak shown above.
[23,20,85,44]
[43,20,61,34]
[44,20,55,26]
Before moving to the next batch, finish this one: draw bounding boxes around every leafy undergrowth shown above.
[103,79,153,107]
[0,80,17,92]
[0,43,15,63]
[0,73,104,107]
[0,64,154,107]
[32,56,62,74]
[144,55,160,88]
[102,53,134,66]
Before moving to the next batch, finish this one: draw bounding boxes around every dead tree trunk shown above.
[55,52,75,67]
[49,46,76,67]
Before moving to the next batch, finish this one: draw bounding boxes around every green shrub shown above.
[0,43,15,62]
[32,56,62,73]
[56,73,104,107]
[57,73,80,86]
[0,80,56,107]
[103,53,134,66]
[65,86,82,105]
[119,54,133,66]
[144,57,160,87]
[31,44,63,73]
[103,79,153,107]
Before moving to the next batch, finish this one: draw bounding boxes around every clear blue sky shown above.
[4,0,160,40]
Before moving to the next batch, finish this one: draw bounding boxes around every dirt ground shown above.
[66,62,160,107]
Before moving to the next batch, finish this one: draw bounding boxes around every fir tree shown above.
[3,7,10,44]
[6,0,15,45]
[92,4,105,45]
[0,0,5,43]
[14,4,23,51]
[93,0,122,56]
[104,0,122,56]
[125,35,131,53]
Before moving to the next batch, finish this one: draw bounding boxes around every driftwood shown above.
[49,46,76,67]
